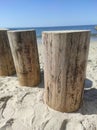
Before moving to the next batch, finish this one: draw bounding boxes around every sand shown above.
[0,40,97,130]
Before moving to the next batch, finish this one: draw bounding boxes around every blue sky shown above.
[0,0,97,27]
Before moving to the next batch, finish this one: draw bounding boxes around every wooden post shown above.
[0,29,15,76]
[43,30,90,112]
[8,30,40,87]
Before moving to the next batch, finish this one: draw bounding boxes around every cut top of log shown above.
[0,28,9,31]
[8,29,35,33]
[42,30,91,34]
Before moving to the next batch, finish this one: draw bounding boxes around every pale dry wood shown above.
[0,29,15,76]
[43,30,90,112]
[8,30,40,87]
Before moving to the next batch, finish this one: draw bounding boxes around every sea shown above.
[9,25,97,43]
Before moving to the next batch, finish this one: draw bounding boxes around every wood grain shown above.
[8,30,40,87]
[42,30,90,112]
[0,29,15,76]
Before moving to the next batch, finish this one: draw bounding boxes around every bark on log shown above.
[42,30,90,112]
[8,30,40,87]
[0,29,15,76]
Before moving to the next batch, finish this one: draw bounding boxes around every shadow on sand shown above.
[78,78,97,115]
[38,70,44,88]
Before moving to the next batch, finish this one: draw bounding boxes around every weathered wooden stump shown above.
[43,30,90,112]
[0,29,15,76]
[8,30,40,87]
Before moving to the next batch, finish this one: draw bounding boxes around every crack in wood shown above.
[57,71,61,93]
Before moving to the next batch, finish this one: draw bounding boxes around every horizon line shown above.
[0,24,97,29]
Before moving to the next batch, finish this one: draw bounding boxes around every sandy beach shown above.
[0,39,97,130]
